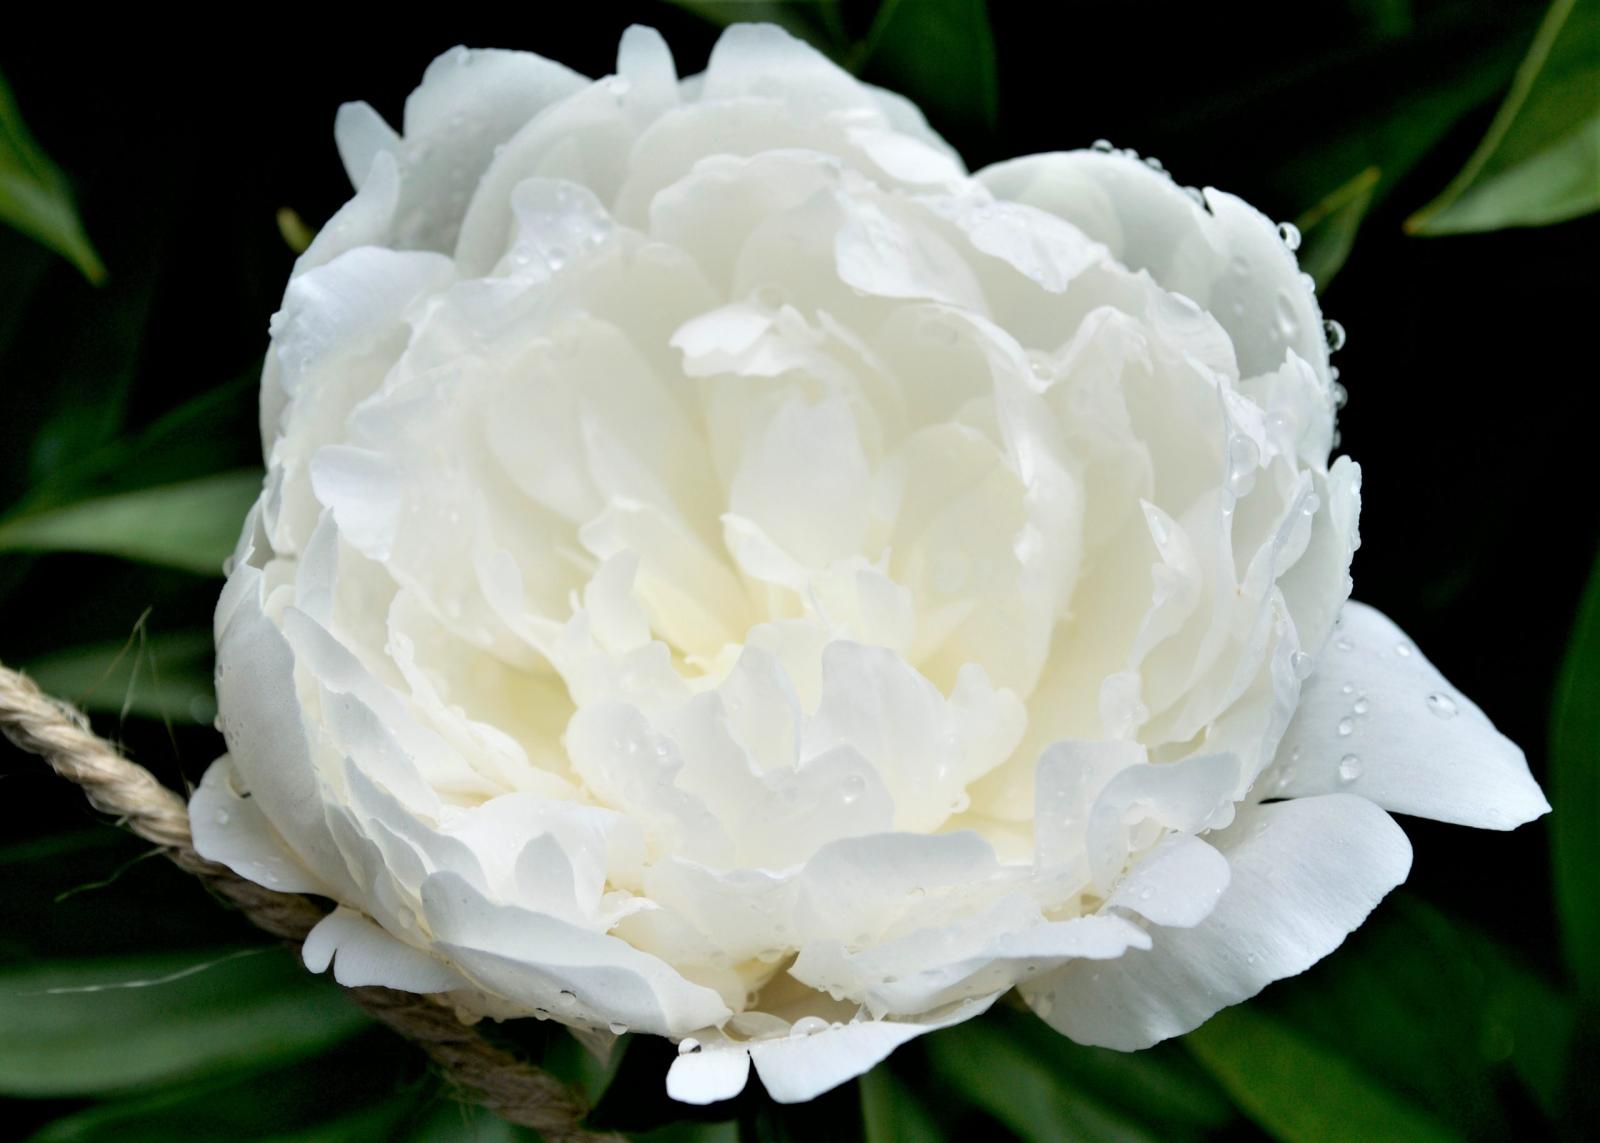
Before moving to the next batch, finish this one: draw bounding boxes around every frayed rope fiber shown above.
[0,662,614,1142]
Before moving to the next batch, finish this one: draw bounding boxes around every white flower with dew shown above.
[190,23,1549,1105]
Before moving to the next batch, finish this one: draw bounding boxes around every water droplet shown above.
[949,792,971,814]
[1091,138,1115,153]
[610,76,632,97]
[1352,696,1370,715]
[1332,381,1349,410]
[1426,692,1458,719]
[1395,642,1413,658]
[215,810,231,826]
[678,1038,702,1055]
[1340,683,1355,695]
[1338,754,1362,783]
[1302,493,1321,517]
[609,1020,629,1035]
[1337,716,1355,737]
[1138,886,1154,901]
[840,773,867,805]
[1290,650,1314,680]
[1143,155,1165,172]
[1227,433,1260,496]
[791,1016,830,1037]
[1246,951,1259,965]
[1277,221,1302,251]
[1323,318,1347,352]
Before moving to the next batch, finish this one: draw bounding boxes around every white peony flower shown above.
[190,23,1549,1105]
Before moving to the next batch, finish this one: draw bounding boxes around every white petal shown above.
[303,906,469,992]
[1269,602,1549,829]
[189,754,330,895]
[748,993,999,1103]
[666,1043,752,1105]
[1104,832,1230,928]
[1024,793,1411,1049]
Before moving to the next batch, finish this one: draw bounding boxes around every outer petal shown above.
[977,149,1331,387]
[189,754,330,895]
[1268,602,1549,828]
[302,906,471,992]
[667,992,999,1106]
[1023,793,1411,1049]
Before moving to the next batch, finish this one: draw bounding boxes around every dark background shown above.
[1,1,1594,1139]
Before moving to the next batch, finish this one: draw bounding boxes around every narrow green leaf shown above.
[1186,1005,1460,1143]
[0,947,369,1096]
[1408,0,1600,234]
[924,1015,1162,1143]
[854,0,998,133]
[0,70,104,283]
[1295,165,1381,290]
[22,628,215,724]
[0,470,260,575]
[861,1066,943,1143]
[1553,542,1600,1002]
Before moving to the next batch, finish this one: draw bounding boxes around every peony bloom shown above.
[191,24,1549,1104]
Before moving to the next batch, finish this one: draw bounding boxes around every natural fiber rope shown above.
[0,662,612,1142]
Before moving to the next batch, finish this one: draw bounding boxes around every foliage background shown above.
[1,1,1597,1139]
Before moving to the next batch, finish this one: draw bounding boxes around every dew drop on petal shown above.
[1427,692,1458,719]
[1227,433,1261,496]
[1337,716,1355,737]
[1352,696,1370,715]
[609,1021,629,1035]
[1290,650,1314,680]
[791,1016,830,1037]
[1338,754,1362,783]
[840,773,867,805]
[678,1038,702,1055]
[1395,642,1413,657]
[1324,319,1347,352]
[215,810,231,826]
[1091,138,1114,152]
[1277,221,1302,251]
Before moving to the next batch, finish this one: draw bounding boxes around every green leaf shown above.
[0,470,260,575]
[0,946,370,1097]
[0,69,104,283]
[22,627,215,724]
[923,1014,1164,1143]
[854,0,998,134]
[1553,541,1600,1002]
[27,1032,427,1141]
[1186,1005,1460,1143]
[1408,0,1600,234]
[1295,165,1381,290]
[861,1066,943,1143]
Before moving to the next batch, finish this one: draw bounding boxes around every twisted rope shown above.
[0,663,610,1142]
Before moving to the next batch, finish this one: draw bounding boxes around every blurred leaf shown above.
[1552,542,1600,1002]
[924,1013,1167,1143]
[855,0,998,133]
[19,370,258,513]
[1186,1004,1459,1143]
[1239,892,1567,1138]
[275,208,315,254]
[632,1122,741,1143]
[0,69,104,283]
[1408,0,1600,233]
[541,1028,624,1106]
[861,1066,942,1142]
[0,470,260,575]
[0,947,369,1097]
[23,627,214,724]
[27,1031,426,1141]
[1296,165,1381,289]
